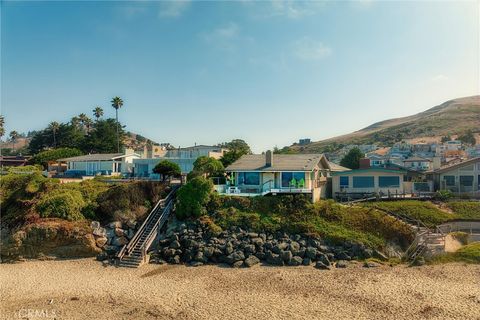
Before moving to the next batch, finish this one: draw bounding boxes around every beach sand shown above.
[1,259,479,319]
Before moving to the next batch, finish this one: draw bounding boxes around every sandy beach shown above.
[1,259,479,320]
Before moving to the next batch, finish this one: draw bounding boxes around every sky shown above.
[1,0,479,153]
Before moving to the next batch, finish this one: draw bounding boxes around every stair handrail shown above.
[117,185,179,261]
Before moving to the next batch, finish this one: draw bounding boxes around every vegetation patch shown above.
[430,242,480,264]
[446,201,480,220]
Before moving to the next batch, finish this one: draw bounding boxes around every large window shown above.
[460,176,473,187]
[281,172,305,188]
[339,176,349,188]
[378,176,400,188]
[352,176,374,188]
[443,176,455,186]
[237,172,260,185]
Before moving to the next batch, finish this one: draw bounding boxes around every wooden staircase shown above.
[371,205,445,263]
[117,185,179,268]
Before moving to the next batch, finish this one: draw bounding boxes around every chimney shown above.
[266,150,273,167]
[359,158,371,169]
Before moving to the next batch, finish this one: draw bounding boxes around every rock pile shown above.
[152,221,379,269]
[91,221,137,256]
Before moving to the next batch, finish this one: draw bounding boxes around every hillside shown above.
[289,95,480,153]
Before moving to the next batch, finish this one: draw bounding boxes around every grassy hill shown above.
[288,95,480,153]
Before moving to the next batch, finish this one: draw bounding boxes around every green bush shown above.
[447,201,480,219]
[176,177,214,219]
[36,189,86,221]
[363,201,454,228]
[434,190,453,201]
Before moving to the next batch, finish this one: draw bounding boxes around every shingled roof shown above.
[226,154,329,172]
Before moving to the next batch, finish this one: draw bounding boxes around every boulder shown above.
[171,255,181,264]
[111,236,128,247]
[336,251,351,261]
[203,246,214,258]
[251,237,264,247]
[244,255,260,267]
[108,221,122,229]
[194,251,207,263]
[126,220,137,229]
[281,250,293,263]
[363,261,381,268]
[247,232,259,238]
[336,260,348,268]
[288,241,300,252]
[96,251,108,261]
[305,247,317,259]
[302,258,312,266]
[288,256,303,266]
[314,261,330,270]
[170,240,181,250]
[189,261,203,267]
[114,228,126,237]
[92,227,106,237]
[225,251,245,264]
[266,252,283,266]
[232,261,244,268]
[95,236,108,248]
[316,253,331,266]
[90,221,100,230]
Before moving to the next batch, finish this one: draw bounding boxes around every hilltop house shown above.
[219,151,337,202]
[402,156,432,171]
[58,152,140,177]
[429,157,480,195]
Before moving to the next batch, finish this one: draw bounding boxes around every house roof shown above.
[328,162,350,172]
[331,167,407,176]
[58,153,124,162]
[226,154,328,172]
[403,157,432,162]
[432,157,480,174]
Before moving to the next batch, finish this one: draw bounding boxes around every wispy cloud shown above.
[158,1,191,18]
[431,74,449,82]
[292,37,332,61]
[249,1,327,19]
[201,22,240,51]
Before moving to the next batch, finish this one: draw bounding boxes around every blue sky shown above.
[1,0,479,152]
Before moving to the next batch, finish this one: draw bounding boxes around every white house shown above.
[58,152,140,176]
[402,156,432,171]
[431,157,480,195]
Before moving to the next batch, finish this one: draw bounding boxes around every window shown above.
[339,176,349,188]
[460,176,473,187]
[444,176,455,186]
[237,172,260,185]
[352,176,374,188]
[281,172,305,187]
[379,176,400,188]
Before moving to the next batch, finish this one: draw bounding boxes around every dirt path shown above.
[1,259,479,319]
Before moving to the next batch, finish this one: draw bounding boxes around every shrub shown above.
[176,177,214,219]
[447,201,480,219]
[433,190,453,201]
[36,189,86,221]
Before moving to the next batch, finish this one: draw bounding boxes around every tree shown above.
[9,131,19,151]
[191,156,224,178]
[441,135,451,143]
[458,130,476,146]
[153,160,181,181]
[0,115,4,138]
[83,118,126,153]
[176,177,214,219]
[93,107,104,120]
[48,121,60,147]
[111,96,124,152]
[29,147,83,169]
[340,147,364,169]
[219,139,252,167]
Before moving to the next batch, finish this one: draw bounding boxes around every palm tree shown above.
[111,96,124,152]
[84,118,93,133]
[9,131,18,151]
[71,116,81,129]
[93,107,104,121]
[48,121,60,147]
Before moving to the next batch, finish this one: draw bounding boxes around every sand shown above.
[1,259,479,320]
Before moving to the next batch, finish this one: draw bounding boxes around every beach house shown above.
[219,151,336,202]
